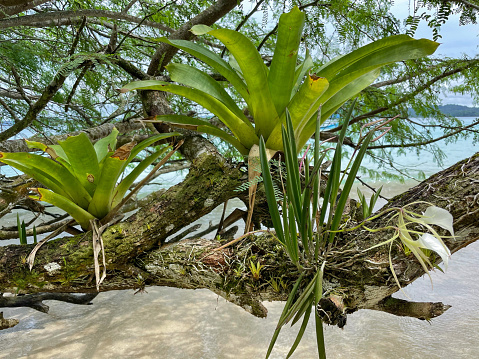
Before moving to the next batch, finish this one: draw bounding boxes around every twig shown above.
[213,229,270,252]
[26,219,76,270]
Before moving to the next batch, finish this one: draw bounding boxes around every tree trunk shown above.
[0,151,478,321]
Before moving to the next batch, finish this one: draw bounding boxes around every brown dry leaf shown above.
[90,219,107,291]
[112,141,137,160]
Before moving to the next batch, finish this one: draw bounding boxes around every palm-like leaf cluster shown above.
[122,6,438,155]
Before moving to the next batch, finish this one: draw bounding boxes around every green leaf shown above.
[319,100,354,225]
[292,51,314,95]
[279,273,318,327]
[259,136,284,244]
[156,37,250,103]
[122,81,258,149]
[317,35,439,80]
[166,63,250,124]
[58,132,100,197]
[88,150,129,219]
[287,200,299,263]
[0,151,91,209]
[329,131,374,242]
[281,110,302,228]
[297,36,439,149]
[94,128,119,163]
[312,113,321,239]
[286,304,312,359]
[291,292,313,326]
[266,275,304,359]
[315,315,327,359]
[122,132,180,171]
[25,140,73,173]
[268,6,305,116]
[194,25,279,138]
[112,146,169,208]
[266,75,329,151]
[30,188,95,230]
[297,68,379,149]
[319,68,381,120]
[17,213,27,245]
[148,115,249,154]
[315,261,326,306]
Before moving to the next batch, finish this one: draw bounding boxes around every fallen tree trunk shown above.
[0,151,478,324]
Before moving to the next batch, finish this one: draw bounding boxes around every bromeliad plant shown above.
[121,6,438,233]
[0,129,179,231]
[120,6,438,156]
[260,107,454,358]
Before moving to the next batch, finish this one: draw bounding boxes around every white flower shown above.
[422,206,454,237]
[417,233,451,269]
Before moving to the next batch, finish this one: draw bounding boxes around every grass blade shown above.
[329,131,374,242]
[266,275,304,359]
[286,304,313,359]
[259,136,284,244]
[315,315,327,359]
[279,273,318,327]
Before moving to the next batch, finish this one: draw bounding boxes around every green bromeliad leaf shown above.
[157,37,250,103]
[121,81,258,149]
[166,63,250,124]
[0,151,92,209]
[266,74,329,151]
[58,132,100,197]
[88,141,136,219]
[268,6,305,117]
[123,7,438,157]
[94,127,119,162]
[30,188,95,230]
[1,129,180,228]
[191,24,279,139]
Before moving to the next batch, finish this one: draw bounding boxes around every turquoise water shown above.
[360,117,478,179]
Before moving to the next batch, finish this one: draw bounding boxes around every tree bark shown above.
[0,150,478,320]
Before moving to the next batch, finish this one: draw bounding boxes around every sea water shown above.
[0,119,478,358]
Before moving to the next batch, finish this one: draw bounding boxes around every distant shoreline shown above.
[409,104,479,117]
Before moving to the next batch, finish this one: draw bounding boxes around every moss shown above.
[12,268,46,291]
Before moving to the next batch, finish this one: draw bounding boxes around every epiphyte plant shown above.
[0,128,179,230]
[121,6,439,157]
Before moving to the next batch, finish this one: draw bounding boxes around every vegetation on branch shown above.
[0,1,478,357]
[121,7,439,155]
[0,129,178,230]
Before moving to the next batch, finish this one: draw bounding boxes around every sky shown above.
[391,0,478,106]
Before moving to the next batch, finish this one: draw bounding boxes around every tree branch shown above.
[0,0,50,19]
[0,18,87,141]
[327,59,479,133]
[0,9,174,32]
[0,150,477,321]
[0,118,144,153]
[369,118,479,149]
[0,293,98,313]
[370,296,451,320]
[451,0,479,11]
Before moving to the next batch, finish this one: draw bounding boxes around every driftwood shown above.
[0,141,477,328]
